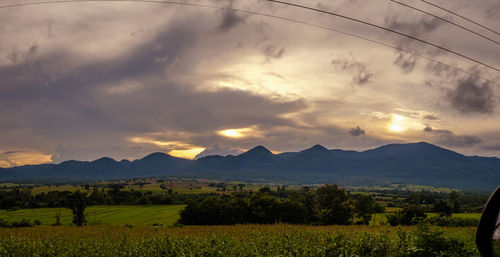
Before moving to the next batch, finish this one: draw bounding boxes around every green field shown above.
[369,212,481,225]
[0,205,185,226]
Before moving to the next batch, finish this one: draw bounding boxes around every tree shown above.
[68,191,87,226]
[54,209,61,226]
[249,191,280,224]
[433,200,452,217]
[449,191,461,213]
[353,195,377,225]
[315,184,354,225]
[279,200,307,224]
[387,204,427,226]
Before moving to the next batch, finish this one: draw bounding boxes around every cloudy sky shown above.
[1,0,500,167]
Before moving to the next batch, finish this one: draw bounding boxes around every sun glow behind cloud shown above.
[128,137,205,159]
[0,151,52,168]
[218,128,254,138]
[169,147,205,159]
[388,114,407,133]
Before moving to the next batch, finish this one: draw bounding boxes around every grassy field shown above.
[369,212,481,225]
[0,225,478,256]
[0,205,185,226]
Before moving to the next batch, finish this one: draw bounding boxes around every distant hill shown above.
[0,142,499,190]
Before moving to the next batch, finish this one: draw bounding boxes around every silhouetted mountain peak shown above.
[92,157,117,164]
[364,142,464,161]
[1,141,498,190]
[242,145,273,156]
[308,144,329,151]
[296,144,330,157]
[141,152,172,161]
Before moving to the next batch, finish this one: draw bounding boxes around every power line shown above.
[0,0,498,85]
[267,0,499,73]
[390,0,500,46]
[420,0,500,37]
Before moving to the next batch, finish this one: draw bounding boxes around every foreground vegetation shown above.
[0,181,486,256]
[0,224,478,257]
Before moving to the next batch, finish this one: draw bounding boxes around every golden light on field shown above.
[218,128,253,138]
[388,114,407,133]
[168,147,205,159]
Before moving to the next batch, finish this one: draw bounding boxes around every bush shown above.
[387,205,427,226]
[11,219,33,228]
[408,224,476,257]
[0,218,9,227]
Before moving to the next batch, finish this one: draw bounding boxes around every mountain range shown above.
[1,142,499,190]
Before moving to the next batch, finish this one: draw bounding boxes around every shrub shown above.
[408,224,476,257]
[11,219,33,228]
[387,205,427,226]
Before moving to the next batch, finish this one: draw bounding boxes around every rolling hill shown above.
[1,142,499,190]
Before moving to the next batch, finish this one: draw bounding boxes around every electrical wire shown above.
[420,0,500,37]
[267,0,499,73]
[0,0,498,85]
[390,0,500,46]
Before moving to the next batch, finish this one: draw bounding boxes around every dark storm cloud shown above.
[423,126,452,134]
[446,76,495,114]
[423,126,482,147]
[0,12,307,161]
[348,126,365,136]
[425,62,459,78]
[385,15,442,73]
[6,43,39,63]
[1,151,24,155]
[385,15,441,38]
[438,135,482,147]
[262,44,285,59]
[423,114,439,120]
[483,144,500,151]
[393,52,416,73]
[217,11,245,31]
[331,55,374,85]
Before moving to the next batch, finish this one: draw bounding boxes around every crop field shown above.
[369,212,480,225]
[0,205,185,226]
[0,224,478,256]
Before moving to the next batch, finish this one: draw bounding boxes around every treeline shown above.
[366,189,487,213]
[179,184,384,225]
[0,186,202,210]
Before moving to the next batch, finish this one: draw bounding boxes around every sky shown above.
[1,0,500,167]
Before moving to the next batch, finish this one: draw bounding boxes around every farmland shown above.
[0,180,487,256]
[0,224,479,256]
[0,204,481,226]
[0,205,185,226]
